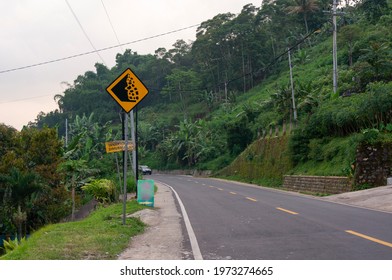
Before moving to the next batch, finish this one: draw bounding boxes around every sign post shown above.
[106,68,149,225]
[123,113,129,225]
[105,140,134,153]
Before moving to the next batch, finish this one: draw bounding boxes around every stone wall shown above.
[283,175,352,194]
[355,142,392,187]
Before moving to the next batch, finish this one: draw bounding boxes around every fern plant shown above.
[3,236,25,254]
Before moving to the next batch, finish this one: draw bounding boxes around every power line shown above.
[0,24,199,75]
[1,24,324,106]
[65,0,106,65]
[0,22,326,106]
[0,94,53,104]
[101,0,123,52]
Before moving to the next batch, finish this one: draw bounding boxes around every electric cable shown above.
[0,24,199,75]
[101,0,123,52]
[65,0,106,65]
[0,94,53,104]
[0,22,326,105]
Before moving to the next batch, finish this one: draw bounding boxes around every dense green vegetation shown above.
[1,0,392,256]
[219,135,293,187]
[30,0,392,171]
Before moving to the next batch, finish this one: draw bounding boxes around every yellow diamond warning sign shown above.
[106,68,149,113]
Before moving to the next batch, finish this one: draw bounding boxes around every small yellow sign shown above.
[106,68,149,113]
[105,141,134,153]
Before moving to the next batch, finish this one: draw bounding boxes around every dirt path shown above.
[117,182,187,260]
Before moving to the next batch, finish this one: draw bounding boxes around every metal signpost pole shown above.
[130,110,137,180]
[106,68,149,225]
[122,112,129,225]
[135,106,139,197]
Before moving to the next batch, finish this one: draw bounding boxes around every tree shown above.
[19,127,63,187]
[294,49,311,65]
[57,159,95,221]
[0,123,18,159]
[67,113,111,163]
[356,41,392,84]
[226,116,254,156]
[339,25,361,67]
[360,0,389,23]
[0,124,24,176]
[192,13,237,94]
[287,0,320,34]
[269,85,293,123]
[0,126,69,236]
[0,168,42,241]
[157,119,217,167]
[167,39,193,67]
[163,69,203,117]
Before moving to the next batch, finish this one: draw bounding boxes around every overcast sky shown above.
[0,0,259,130]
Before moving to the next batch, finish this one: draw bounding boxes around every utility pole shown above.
[224,81,228,103]
[288,47,297,122]
[332,0,338,95]
[65,118,68,148]
[324,0,344,94]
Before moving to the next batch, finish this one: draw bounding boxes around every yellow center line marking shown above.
[345,230,392,248]
[276,207,298,215]
[246,197,258,202]
[217,188,224,191]
[209,186,215,188]
[230,192,237,195]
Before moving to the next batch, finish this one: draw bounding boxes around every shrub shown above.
[82,179,116,204]
[2,236,25,254]
[302,82,392,139]
[360,128,380,144]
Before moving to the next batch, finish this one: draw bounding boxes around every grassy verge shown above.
[1,200,146,260]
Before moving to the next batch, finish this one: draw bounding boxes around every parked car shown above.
[139,165,152,175]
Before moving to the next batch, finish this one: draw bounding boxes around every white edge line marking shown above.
[158,181,203,260]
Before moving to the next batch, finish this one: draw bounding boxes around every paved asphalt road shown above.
[151,174,392,260]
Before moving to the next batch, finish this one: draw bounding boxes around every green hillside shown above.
[30,0,392,176]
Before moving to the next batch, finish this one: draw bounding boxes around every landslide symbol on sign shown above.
[125,74,140,102]
[106,68,149,113]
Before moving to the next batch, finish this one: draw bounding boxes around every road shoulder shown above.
[117,182,184,260]
[321,185,392,213]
